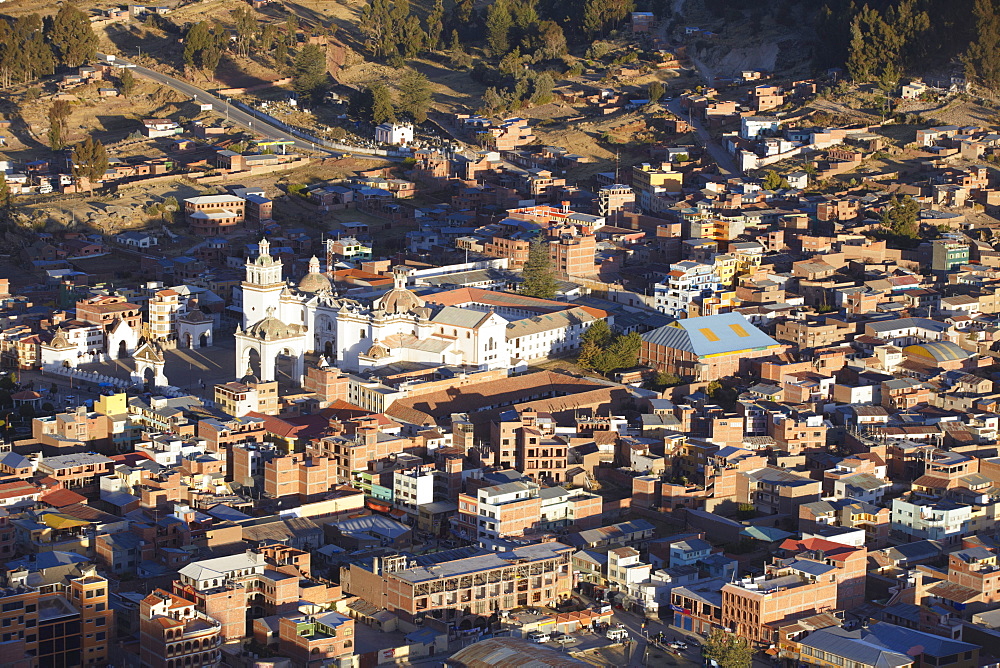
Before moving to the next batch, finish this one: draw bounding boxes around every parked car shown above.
[527,631,551,643]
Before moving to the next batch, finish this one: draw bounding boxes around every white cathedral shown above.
[235,239,512,383]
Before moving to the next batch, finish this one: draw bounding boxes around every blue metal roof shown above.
[641,313,780,357]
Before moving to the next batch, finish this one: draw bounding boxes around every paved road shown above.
[665,98,740,177]
[104,56,329,154]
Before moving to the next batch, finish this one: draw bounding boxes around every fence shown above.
[45,365,188,397]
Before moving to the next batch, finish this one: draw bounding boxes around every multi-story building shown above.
[891,495,972,544]
[147,288,181,345]
[183,195,246,235]
[213,378,279,417]
[490,409,568,482]
[777,537,867,610]
[720,560,838,645]
[264,452,338,503]
[737,467,822,515]
[341,542,573,630]
[653,261,722,317]
[454,480,602,541]
[36,452,115,493]
[0,565,113,668]
[769,410,827,456]
[139,588,222,668]
[632,162,683,212]
[596,184,635,216]
[932,237,971,272]
[33,406,113,451]
[276,611,356,668]
[174,550,336,642]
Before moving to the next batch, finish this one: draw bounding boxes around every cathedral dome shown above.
[378,287,424,315]
[298,272,332,294]
[376,266,424,315]
[298,256,331,294]
[246,315,294,340]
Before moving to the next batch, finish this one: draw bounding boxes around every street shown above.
[116,58,324,154]
[664,98,740,177]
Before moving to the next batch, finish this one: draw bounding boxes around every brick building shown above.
[640,313,785,382]
[341,542,573,630]
[139,588,223,668]
[490,410,568,483]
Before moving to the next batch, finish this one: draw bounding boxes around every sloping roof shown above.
[799,628,912,668]
[641,313,780,357]
[449,637,589,667]
[431,305,495,329]
[903,341,970,363]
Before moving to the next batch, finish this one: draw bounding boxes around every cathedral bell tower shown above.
[242,238,285,329]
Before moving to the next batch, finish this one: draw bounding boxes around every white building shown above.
[39,321,110,370]
[375,123,414,146]
[393,466,439,517]
[891,496,972,544]
[235,241,608,382]
[607,547,652,589]
[901,81,927,100]
[178,552,266,590]
[135,432,206,467]
[833,473,891,504]
[653,261,722,317]
[786,171,809,189]
[740,116,781,140]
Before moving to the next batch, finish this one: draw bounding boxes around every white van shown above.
[527,631,551,643]
[606,627,630,642]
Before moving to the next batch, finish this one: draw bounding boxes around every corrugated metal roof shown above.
[641,313,779,357]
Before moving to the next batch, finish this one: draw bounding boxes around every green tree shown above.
[292,44,327,98]
[183,21,225,74]
[655,371,684,388]
[480,86,504,114]
[582,319,613,348]
[762,170,788,190]
[534,20,567,61]
[486,0,513,56]
[368,82,396,124]
[71,136,108,191]
[48,4,98,68]
[426,0,445,50]
[530,71,554,105]
[274,40,289,68]
[583,0,635,38]
[119,67,136,98]
[606,331,641,370]
[0,172,10,209]
[449,30,472,68]
[260,24,279,52]
[578,320,613,372]
[880,195,920,239]
[703,629,753,668]
[520,237,558,299]
[398,70,433,123]
[965,0,1000,87]
[231,5,260,58]
[47,100,71,151]
[647,81,664,103]
[183,22,209,69]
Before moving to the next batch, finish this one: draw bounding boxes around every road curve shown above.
[106,56,330,154]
